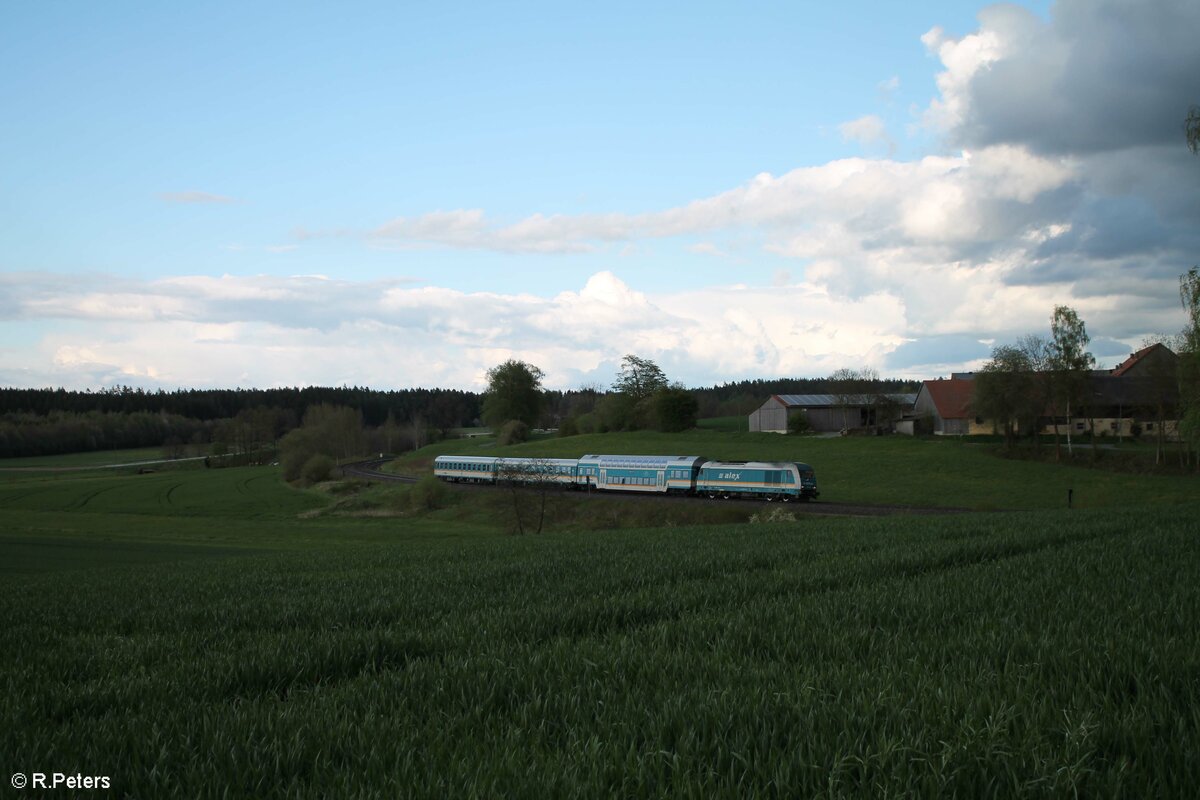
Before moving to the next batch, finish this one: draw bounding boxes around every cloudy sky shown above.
[2,0,1198,391]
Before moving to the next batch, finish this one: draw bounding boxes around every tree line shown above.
[477,355,704,443]
[479,355,914,441]
[0,386,481,460]
[0,385,479,429]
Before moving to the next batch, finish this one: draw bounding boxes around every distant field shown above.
[1,461,1198,796]
[696,415,747,432]
[0,447,171,469]
[392,430,1199,511]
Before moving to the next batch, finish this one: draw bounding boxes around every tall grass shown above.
[2,466,1197,796]
[397,430,1199,510]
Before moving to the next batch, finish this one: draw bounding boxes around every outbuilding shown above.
[911,378,988,435]
[749,393,916,433]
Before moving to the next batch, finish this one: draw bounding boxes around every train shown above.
[433,453,819,502]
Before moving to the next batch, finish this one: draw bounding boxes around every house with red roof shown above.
[911,378,989,435]
[1110,342,1178,379]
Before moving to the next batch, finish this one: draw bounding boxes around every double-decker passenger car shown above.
[433,456,583,486]
[576,454,706,494]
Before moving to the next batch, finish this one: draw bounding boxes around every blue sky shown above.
[2,0,1195,390]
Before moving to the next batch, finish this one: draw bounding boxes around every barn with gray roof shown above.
[749,393,917,433]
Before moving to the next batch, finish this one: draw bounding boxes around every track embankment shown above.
[337,458,972,518]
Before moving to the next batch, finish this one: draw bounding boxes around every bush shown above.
[410,473,450,511]
[653,387,698,432]
[596,393,637,432]
[301,454,334,484]
[749,507,797,524]
[557,417,580,437]
[498,419,530,446]
[787,410,812,435]
[279,427,319,481]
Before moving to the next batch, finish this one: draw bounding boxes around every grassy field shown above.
[0,447,174,469]
[695,415,748,433]
[2,446,1198,797]
[393,429,1199,511]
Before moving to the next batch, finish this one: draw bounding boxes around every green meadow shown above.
[0,447,173,469]
[396,430,1200,510]
[2,434,1198,797]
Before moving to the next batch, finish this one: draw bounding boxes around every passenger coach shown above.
[576,454,706,494]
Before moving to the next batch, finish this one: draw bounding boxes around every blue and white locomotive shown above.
[433,453,819,502]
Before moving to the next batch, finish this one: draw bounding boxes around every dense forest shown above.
[0,387,480,459]
[0,376,919,459]
[0,386,479,427]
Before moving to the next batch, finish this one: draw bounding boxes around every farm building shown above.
[1110,342,1177,379]
[911,378,989,436]
[1072,375,1180,439]
[911,344,1182,438]
[748,393,917,433]
[1046,346,1181,440]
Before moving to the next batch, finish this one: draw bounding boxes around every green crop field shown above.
[0,447,173,469]
[695,415,748,433]
[2,447,1198,797]
[396,429,1200,511]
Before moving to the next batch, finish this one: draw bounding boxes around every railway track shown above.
[337,458,970,517]
[339,457,418,483]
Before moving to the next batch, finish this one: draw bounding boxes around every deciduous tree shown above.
[481,360,545,431]
[973,346,1039,450]
[652,385,698,433]
[278,403,367,481]
[828,368,859,431]
[1049,306,1095,459]
[612,355,668,400]
[495,457,555,535]
[1179,268,1200,463]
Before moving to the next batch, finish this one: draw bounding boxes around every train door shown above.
[657,470,665,490]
